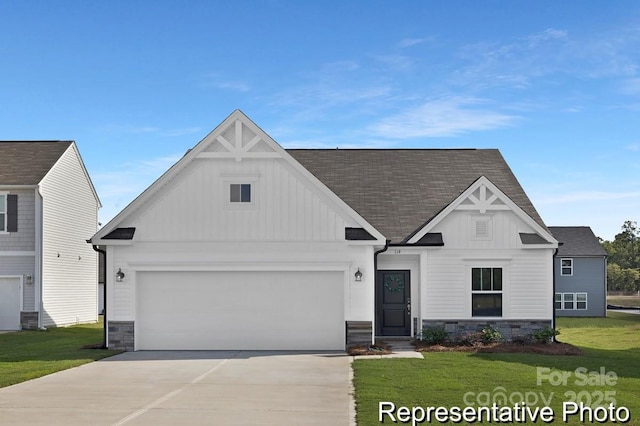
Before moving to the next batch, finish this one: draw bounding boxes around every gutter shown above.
[90,243,108,349]
[552,247,559,343]
[373,240,390,337]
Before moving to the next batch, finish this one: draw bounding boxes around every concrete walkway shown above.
[0,351,352,425]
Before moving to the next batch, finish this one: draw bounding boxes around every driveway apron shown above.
[0,351,352,425]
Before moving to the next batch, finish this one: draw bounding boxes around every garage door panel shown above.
[136,271,345,350]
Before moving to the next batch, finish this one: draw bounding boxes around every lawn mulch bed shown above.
[414,341,583,355]
[348,342,393,356]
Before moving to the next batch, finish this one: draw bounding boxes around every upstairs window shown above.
[561,258,573,276]
[230,183,251,203]
[0,194,5,232]
[471,267,502,317]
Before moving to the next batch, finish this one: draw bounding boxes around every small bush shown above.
[456,331,484,346]
[533,326,560,344]
[420,325,449,345]
[480,325,504,343]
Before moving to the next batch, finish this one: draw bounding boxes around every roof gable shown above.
[0,141,73,185]
[407,176,556,245]
[92,110,385,243]
[549,226,606,257]
[288,149,548,244]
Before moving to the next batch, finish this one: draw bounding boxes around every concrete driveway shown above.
[0,351,353,425]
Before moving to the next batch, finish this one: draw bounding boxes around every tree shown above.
[604,221,640,269]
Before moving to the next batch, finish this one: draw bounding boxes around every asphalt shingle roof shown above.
[549,226,607,257]
[288,149,546,243]
[0,141,72,185]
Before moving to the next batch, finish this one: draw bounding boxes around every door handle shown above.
[406,298,411,313]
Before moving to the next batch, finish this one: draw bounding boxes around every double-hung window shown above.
[561,258,573,276]
[471,267,502,317]
[556,292,587,310]
[0,193,6,232]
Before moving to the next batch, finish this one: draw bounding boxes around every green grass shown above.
[353,313,640,425]
[0,319,118,388]
[608,295,640,308]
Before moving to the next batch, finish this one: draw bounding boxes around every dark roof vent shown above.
[103,227,136,240]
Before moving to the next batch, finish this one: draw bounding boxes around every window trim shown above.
[555,292,587,310]
[222,175,260,210]
[471,266,503,317]
[0,192,7,233]
[561,258,573,276]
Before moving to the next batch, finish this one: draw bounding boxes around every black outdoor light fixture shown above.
[115,268,125,282]
[354,268,363,282]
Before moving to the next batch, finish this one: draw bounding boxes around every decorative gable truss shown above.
[407,176,557,247]
[197,118,279,161]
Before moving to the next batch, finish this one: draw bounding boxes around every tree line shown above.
[600,220,640,292]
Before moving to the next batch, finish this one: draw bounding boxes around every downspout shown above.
[552,247,559,343]
[91,243,108,349]
[373,240,391,337]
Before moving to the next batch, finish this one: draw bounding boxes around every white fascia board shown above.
[408,176,558,246]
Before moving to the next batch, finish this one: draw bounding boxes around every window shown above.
[230,183,251,203]
[556,292,588,310]
[561,258,573,276]
[563,293,574,310]
[471,267,502,317]
[576,293,587,310]
[0,193,5,232]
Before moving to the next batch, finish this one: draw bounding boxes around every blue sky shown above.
[1,1,639,241]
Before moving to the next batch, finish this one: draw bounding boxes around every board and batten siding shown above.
[39,144,99,327]
[423,208,553,320]
[123,158,357,242]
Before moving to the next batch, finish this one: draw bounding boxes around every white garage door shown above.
[0,277,21,331]
[136,271,345,350]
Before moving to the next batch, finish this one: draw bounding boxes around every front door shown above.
[376,270,411,336]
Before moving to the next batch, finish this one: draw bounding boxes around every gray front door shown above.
[376,270,411,336]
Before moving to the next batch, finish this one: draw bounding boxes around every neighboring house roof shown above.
[0,141,73,185]
[288,149,547,243]
[549,226,607,257]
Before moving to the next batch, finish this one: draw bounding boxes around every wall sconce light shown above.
[115,268,125,282]
[25,274,33,285]
[354,268,363,282]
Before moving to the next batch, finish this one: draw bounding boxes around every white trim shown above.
[0,251,36,256]
[92,110,386,245]
[127,261,351,272]
[555,292,588,310]
[561,258,573,276]
[222,175,260,210]
[0,191,7,233]
[408,176,557,246]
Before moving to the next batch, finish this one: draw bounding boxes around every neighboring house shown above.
[549,226,607,317]
[90,110,558,351]
[0,141,101,330]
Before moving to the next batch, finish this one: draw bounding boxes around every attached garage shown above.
[135,271,346,350]
[0,277,21,331]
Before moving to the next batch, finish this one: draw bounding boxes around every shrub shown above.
[456,331,484,346]
[480,325,504,343]
[533,326,560,344]
[420,325,449,345]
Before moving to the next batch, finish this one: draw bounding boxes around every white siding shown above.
[423,209,553,320]
[40,145,99,327]
[123,158,354,242]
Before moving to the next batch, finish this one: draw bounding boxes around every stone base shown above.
[20,311,39,330]
[346,321,373,346]
[421,319,552,341]
[108,321,135,351]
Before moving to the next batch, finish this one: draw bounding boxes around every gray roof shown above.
[549,226,607,257]
[0,141,72,185]
[288,149,547,243]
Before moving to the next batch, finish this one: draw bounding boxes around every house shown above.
[0,141,101,330]
[549,226,607,317]
[89,110,558,351]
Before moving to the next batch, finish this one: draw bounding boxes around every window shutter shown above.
[7,194,18,232]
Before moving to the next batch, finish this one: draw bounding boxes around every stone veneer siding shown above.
[108,321,135,351]
[346,321,373,346]
[421,319,552,342]
[20,311,39,330]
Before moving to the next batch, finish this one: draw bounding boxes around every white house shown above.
[90,110,558,351]
[0,141,101,330]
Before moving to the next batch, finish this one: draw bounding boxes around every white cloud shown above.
[397,38,427,48]
[369,97,518,138]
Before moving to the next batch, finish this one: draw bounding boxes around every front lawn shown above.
[353,313,640,425]
[0,320,117,388]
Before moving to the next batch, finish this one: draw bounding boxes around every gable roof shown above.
[288,149,547,244]
[549,226,607,257]
[0,141,73,185]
